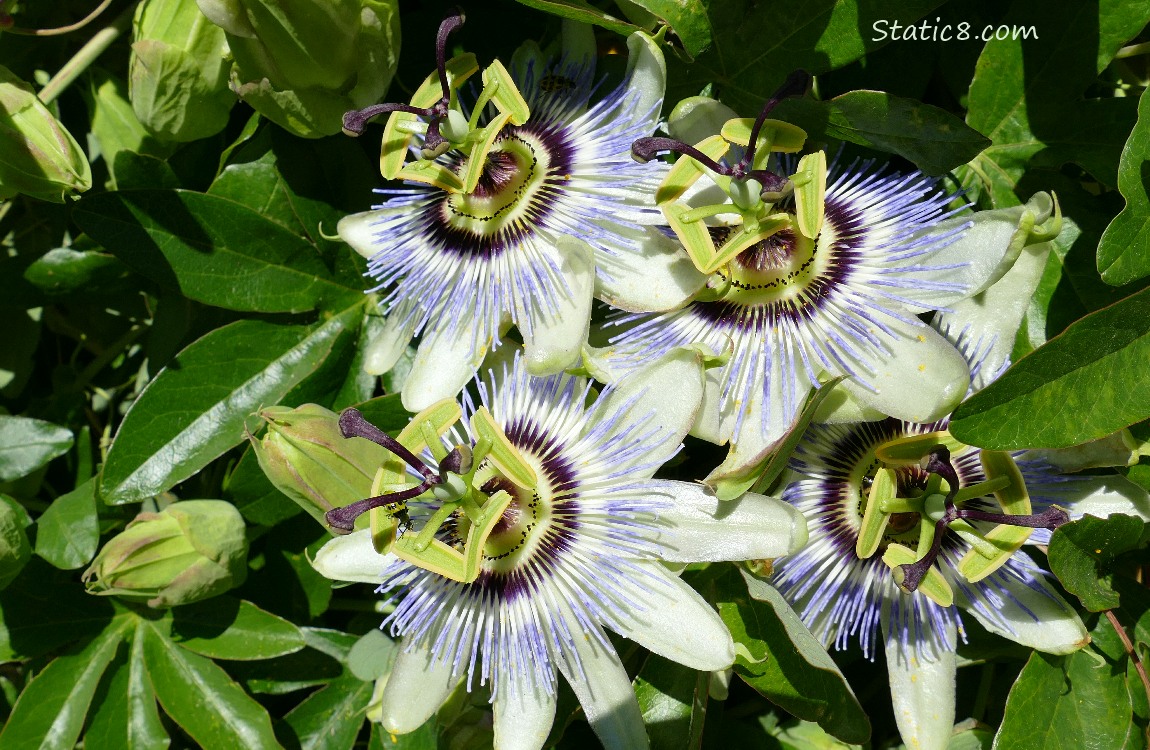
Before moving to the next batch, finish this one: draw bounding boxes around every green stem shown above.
[1115,41,1150,59]
[38,1,136,105]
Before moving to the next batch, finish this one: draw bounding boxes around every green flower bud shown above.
[250,404,388,527]
[83,500,247,609]
[0,66,92,203]
[130,0,235,142]
[194,0,400,138]
[0,496,31,590]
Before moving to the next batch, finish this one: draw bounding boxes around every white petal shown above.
[493,669,556,750]
[311,530,390,584]
[899,192,1055,312]
[958,572,1087,655]
[379,644,461,734]
[338,209,394,261]
[933,240,1052,389]
[621,31,666,130]
[522,237,594,375]
[667,97,740,144]
[556,618,649,750]
[612,561,734,671]
[689,358,737,444]
[843,317,969,424]
[706,355,799,482]
[810,385,887,424]
[595,227,707,313]
[642,480,807,561]
[883,621,956,750]
[1021,431,1138,472]
[402,318,489,412]
[1061,476,1150,521]
[363,308,417,376]
[593,347,705,475]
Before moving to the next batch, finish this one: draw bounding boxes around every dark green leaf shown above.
[100,309,360,504]
[0,557,115,660]
[84,619,170,750]
[355,393,412,436]
[511,0,643,38]
[34,476,99,570]
[73,190,361,313]
[1047,514,1147,611]
[0,415,73,482]
[284,673,374,750]
[964,0,1150,206]
[634,653,708,750]
[715,569,869,744]
[666,0,942,114]
[0,307,40,399]
[774,92,990,175]
[1098,87,1150,285]
[627,1,712,58]
[230,628,351,695]
[140,620,280,749]
[995,627,1139,748]
[113,151,182,191]
[950,285,1150,449]
[0,617,128,749]
[22,247,134,296]
[170,596,306,661]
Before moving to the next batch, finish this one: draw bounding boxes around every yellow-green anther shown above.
[883,544,953,607]
[479,58,530,126]
[654,134,730,205]
[461,111,513,194]
[792,151,827,240]
[395,160,467,193]
[980,450,1030,515]
[874,430,968,467]
[470,407,537,489]
[719,118,808,159]
[856,467,898,559]
[958,523,1034,582]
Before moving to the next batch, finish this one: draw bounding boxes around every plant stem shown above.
[1103,609,1150,723]
[38,1,136,105]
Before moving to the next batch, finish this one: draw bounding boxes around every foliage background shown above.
[1,0,1149,747]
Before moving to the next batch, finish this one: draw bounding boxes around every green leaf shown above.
[169,597,306,660]
[0,557,115,660]
[140,619,280,749]
[714,569,869,744]
[84,619,170,750]
[284,673,374,750]
[34,477,99,570]
[964,0,1150,206]
[73,190,361,314]
[100,309,360,504]
[773,92,990,175]
[1098,87,1150,286]
[0,416,73,482]
[1047,514,1147,611]
[950,285,1150,449]
[22,247,134,297]
[627,0,712,59]
[634,653,708,750]
[995,627,1139,748]
[0,617,128,749]
[0,307,40,398]
[666,0,942,114]
[82,69,168,189]
[510,0,643,38]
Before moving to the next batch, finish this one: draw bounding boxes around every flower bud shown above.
[0,66,92,203]
[250,404,389,527]
[194,0,400,138]
[129,0,235,142]
[83,500,247,608]
[0,497,31,590]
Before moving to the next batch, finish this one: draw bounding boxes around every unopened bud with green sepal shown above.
[129,0,234,142]
[82,500,247,608]
[0,66,92,203]
[250,403,390,527]
[195,0,400,138]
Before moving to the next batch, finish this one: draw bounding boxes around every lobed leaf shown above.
[1047,513,1147,612]
[1097,87,1150,285]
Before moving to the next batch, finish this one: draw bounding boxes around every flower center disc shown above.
[470,456,552,572]
[445,132,549,239]
[714,221,830,307]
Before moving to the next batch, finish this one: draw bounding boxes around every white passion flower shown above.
[600,91,1060,483]
[768,233,1150,750]
[310,350,808,750]
[338,12,705,412]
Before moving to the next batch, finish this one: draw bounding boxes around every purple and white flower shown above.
[311,351,807,750]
